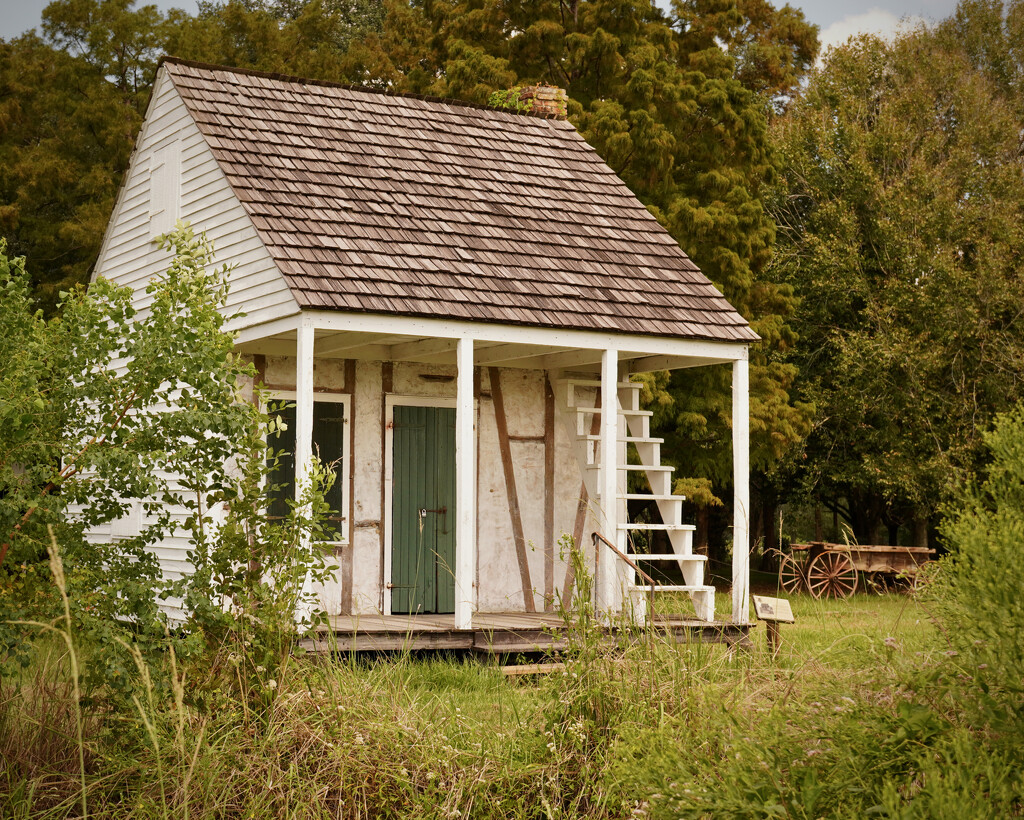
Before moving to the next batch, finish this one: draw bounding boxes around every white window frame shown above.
[265,390,351,547]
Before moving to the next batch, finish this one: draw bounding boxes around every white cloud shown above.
[818,8,926,53]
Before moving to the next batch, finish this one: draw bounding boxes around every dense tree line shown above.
[2,0,1021,553]
[768,0,1024,547]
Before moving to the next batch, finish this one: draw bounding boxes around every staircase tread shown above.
[627,584,715,592]
[627,553,707,561]
[582,435,664,443]
[619,522,696,531]
[556,379,640,388]
[575,407,652,416]
[587,464,673,471]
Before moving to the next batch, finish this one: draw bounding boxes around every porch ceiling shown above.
[235,328,730,372]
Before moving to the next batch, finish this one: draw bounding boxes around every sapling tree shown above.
[0,225,335,694]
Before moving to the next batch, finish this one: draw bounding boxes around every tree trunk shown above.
[814,505,824,541]
[887,522,899,546]
[695,505,710,552]
[912,514,929,548]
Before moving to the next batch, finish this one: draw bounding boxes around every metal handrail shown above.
[591,531,657,621]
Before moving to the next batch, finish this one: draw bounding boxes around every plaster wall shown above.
[258,356,601,616]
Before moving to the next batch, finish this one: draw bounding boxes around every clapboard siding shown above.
[94,68,297,330]
[86,68,298,610]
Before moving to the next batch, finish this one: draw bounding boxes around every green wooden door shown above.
[391,406,456,614]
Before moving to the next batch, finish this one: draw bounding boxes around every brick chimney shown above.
[517,85,568,118]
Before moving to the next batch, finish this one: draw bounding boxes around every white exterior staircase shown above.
[553,377,716,622]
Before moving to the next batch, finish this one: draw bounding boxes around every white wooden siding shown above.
[85,67,299,608]
[93,66,298,332]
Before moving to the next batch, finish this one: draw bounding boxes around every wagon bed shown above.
[779,542,935,599]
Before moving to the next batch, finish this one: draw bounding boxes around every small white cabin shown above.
[91,58,756,633]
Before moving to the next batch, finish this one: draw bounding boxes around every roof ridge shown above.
[158,56,568,121]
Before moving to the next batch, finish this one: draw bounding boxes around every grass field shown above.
[5,586,991,819]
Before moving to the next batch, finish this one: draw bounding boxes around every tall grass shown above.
[2,566,1021,817]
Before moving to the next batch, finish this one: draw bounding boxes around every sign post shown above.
[752,595,795,657]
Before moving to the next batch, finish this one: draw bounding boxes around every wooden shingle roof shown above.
[163,58,757,343]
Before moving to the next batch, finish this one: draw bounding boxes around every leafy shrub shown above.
[924,404,1024,746]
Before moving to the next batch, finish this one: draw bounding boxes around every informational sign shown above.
[752,595,795,623]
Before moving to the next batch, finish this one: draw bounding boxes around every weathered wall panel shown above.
[260,358,591,616]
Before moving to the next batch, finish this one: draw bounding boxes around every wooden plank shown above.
[502,663,565,677]
[561,402,601,607]
[341,358,356,614]
[599,351,619,612]
[488,367,536,613]
[379,362,392,607]
[544,379,556,611]
[252,354,267,389]
[311,611,754,655]
[454,340,476,629]
[732,357,750,624]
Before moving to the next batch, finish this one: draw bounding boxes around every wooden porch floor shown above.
[300,611,752,655]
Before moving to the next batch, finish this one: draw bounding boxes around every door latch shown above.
[419,507,447,518]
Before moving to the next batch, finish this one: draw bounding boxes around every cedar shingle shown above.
[163,59,757,343]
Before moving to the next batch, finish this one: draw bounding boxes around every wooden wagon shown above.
[778,542,935,599]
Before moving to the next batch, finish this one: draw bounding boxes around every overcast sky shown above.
[1,0,962,54]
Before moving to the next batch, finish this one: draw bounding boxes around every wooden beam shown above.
[294,318,316,621]
[732,355,750,624]
[561,484,589,607]
[474,343,564,366]
[315,331,390,356]
[341,358,356,615]
[627,354,730,373]
[544,379,555,611]
[295,320,315,500]
[319,344,391,361]
[379,362,392,612]
[454,339,476,629]
[252,354,267,389]
[598,349,619,614]
[388,337,457,361]
[561,407,599,607]
[392,351,459,365]
[539,349,605,370]
[489,368,536,613]
[237,339,300,358]
[302,309,749,362]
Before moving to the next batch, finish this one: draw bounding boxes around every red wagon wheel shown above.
[807,551,858,599]
[778,553,805,594]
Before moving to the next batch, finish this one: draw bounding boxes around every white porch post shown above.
[454,337,476,629]
[295,317,315,497]
[598,348,619,614]
[294,316,316,620]
[731,353,750,624]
